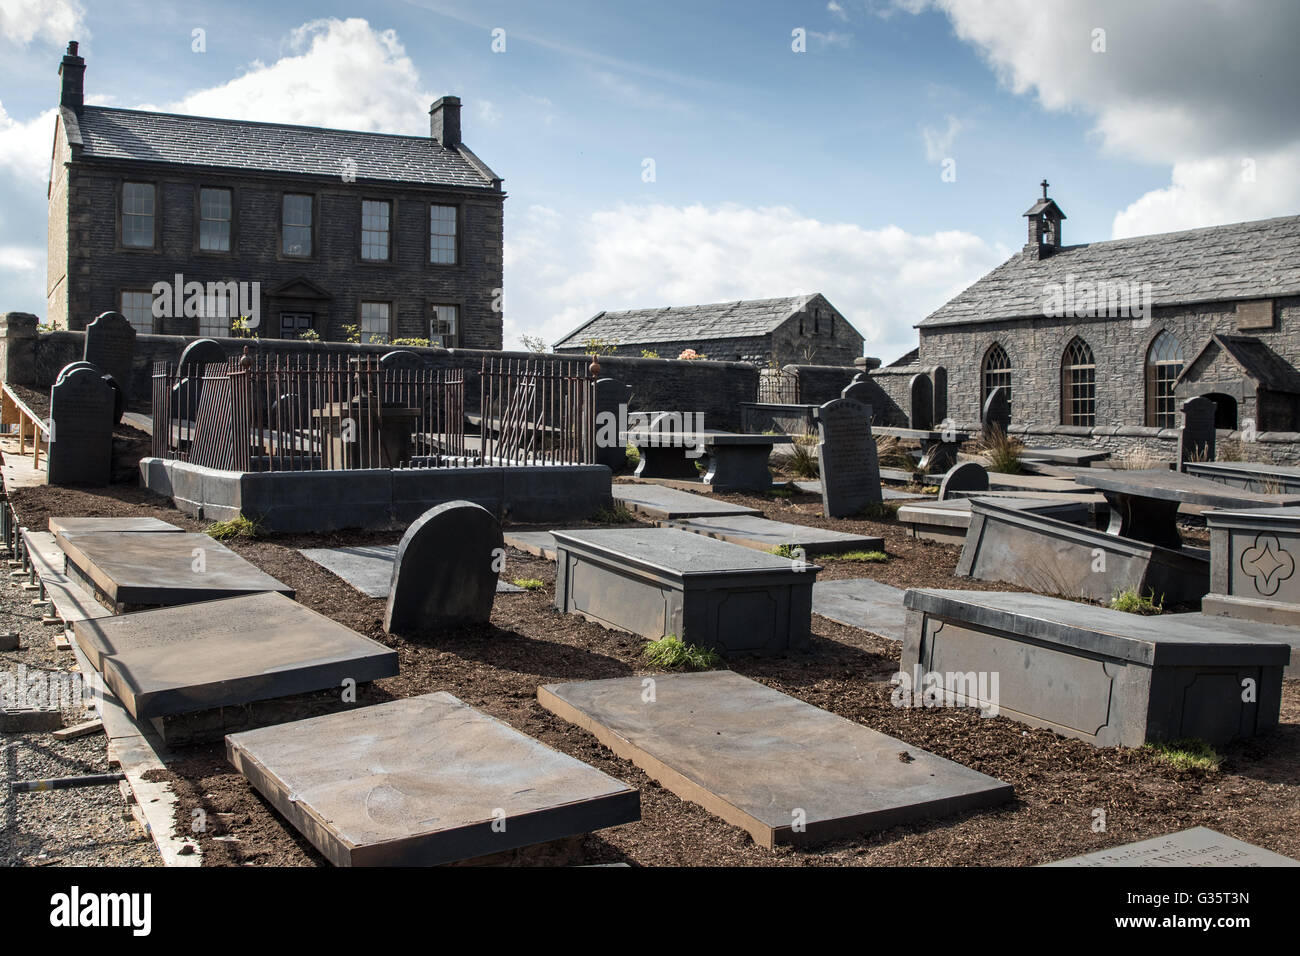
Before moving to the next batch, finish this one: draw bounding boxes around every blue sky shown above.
[2,0,1297,360]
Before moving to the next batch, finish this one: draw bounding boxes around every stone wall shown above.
[867,364,927,427]
[918,296,1300,430]
[2,319,760,431]
[783,364,859,405]
[1001,422,1300,466]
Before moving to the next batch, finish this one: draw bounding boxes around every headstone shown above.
[932,366,948,424]
[938,461,989,500]
[981,386,1010,438]
[384,500,504,634]
[379,349,423,370]
[300,544,525,599]
[172,339,228,421]
[904,588,1290,747]
[815,397,883,518]
[909,373,933,429]
[1043,827,1299,867]
[539,671,1012,848]
[594,377,633,471]
[1178,395,1217,467]
[840,373,874,406]
[82,311,136,402]
[47,364,114,487]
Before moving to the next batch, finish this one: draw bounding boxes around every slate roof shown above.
[1180,333,1300,394]
[920,214,1300,328]
[553,295,819,349]
[69,106,500,190]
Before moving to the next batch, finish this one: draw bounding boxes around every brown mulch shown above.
[7,476,1299,868]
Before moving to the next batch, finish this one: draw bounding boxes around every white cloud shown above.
[477,99,501,124]
[161,18,435,135]
[0,243,40,273]
[900,0,1300,235]
[0,101,56,185]
[922,114,961,163]
[0,0,86,47]
[827,2,849,22]
[505,203,1003,361]
[809,30,852,49]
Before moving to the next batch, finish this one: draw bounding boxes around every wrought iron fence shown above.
[758,367,800,404]
[151,352,596,472]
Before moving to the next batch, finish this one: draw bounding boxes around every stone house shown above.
[45,42,505,347]
[912,183,1300,434]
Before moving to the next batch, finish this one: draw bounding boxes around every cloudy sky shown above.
[1,0,1297,361]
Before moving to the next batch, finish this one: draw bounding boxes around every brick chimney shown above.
[59,40,85,111]
[1023,179,1066,260]
[429,95,461,147]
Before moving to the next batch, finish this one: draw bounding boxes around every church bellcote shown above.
[1023,179,1066,259]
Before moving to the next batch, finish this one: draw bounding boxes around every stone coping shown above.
[551,527,819,582]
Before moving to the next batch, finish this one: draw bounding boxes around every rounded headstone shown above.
[55,360,98,385]
[83,311,136,401]
[380,350,424,370]
[178,338,227,374]
[384,500,504,635]
[938,461,989,501]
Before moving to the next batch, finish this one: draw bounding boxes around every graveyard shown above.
[1,337,1298,869]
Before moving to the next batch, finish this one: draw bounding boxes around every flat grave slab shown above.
[1044,827,1298,867]
[1020,447,1109,466]
[538,671,1012,848]
[72,592,398,742]
[552,527,819,654]
[299,545,522,599]
[226,692,640,866]
[503,530,558,561]
[49,517,182,537]
[793,480,920,501]
[612,483,759,520]
[987,472,1092,494]
[903,589,1290,746]
[57,530,293,611]
[811,578,906,641]
[1186,460,1300,495]
[957,498,1209,604]
[899,495,1100,545]
[662,514,883,557]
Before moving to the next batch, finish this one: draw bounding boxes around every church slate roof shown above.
[70,106,500,189]
[920,214,1300,328]
[553,295,820,349]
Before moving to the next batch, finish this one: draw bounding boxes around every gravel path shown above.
[0,553,159,867]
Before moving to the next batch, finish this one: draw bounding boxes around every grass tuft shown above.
[1110,587,1164,615]
[591,504,635,524]
[857,501,900,520]
[786,434,820,479]
[823,550,888,562]
[205,516,261,540]
[641,635,722,670]
[512,578,545,591]
[974,424,1024,475]
[1143,738,1222,772]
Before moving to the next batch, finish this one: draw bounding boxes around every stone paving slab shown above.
[226,692,641,866]
[793,480,922,501]
[49,517,182,537]
[299,545,523,599]
[987,472,1092,494]
[538,671,1012,848]
[612,483,760,519]
[503,531,558,561]
[74,592,399,719]
[1043,827,1298,867]
[811,578,906,641]
[662,514,883,557]
[1020,447,1109,466]
[57,530,293,610]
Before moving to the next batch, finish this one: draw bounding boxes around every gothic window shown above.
[981,342,1012,417]
[1061,337,1096,426]
[1145,331,1184,428]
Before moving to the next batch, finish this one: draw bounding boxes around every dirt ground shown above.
[8,475,1298,868]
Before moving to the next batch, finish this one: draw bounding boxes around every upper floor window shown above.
[981,342,1013,419]
[122,183,155,248]
[282,194,313,257]
[361,200,391,261]
[120,290,154,333]
[430,303,458,346]
[1145,330,1185,429]
[1061,337,1096,427]
[359,301,391,344]
[430,205,457,264]
[199,187,232,252]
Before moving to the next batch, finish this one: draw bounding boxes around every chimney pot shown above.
[59,39,86,111]
[429,95,462,148]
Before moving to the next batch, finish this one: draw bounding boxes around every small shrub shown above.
[624,443,641,465]
[974,424,1024,475]
[1144,738,1222,773]
[592,504,635,524]
[767,487,794,498]
[206,515,261,540]
[392,336,432,348]
[512,578,545,591]
[640,349,659,359]
[824,550,888,562]
[769,544,801,558]
[642,635,721,670]
[1110,588,1164,615]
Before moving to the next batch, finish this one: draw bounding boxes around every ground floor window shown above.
[119,291,155,334]
[1061,337,1096,426]
[1145,330,1185,428]
[981,342,1013,419]
[359,301,391,344]
[430,304,458,347]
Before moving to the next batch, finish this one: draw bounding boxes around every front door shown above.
[281,312,314,339]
